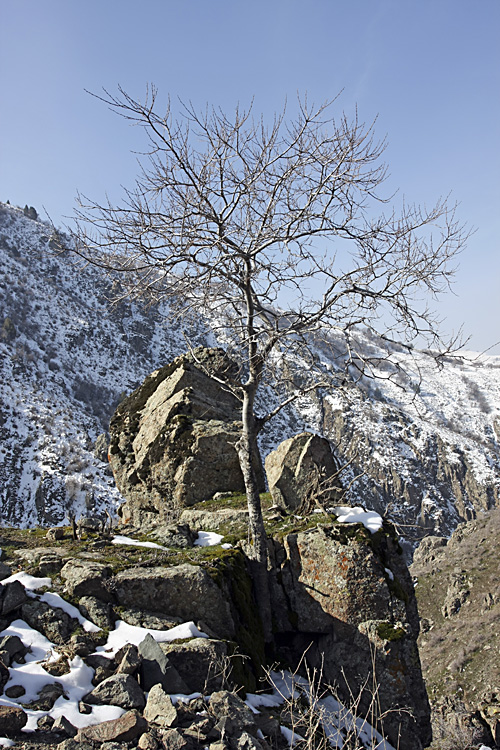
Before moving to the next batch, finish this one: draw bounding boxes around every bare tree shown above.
[72,87,467,572]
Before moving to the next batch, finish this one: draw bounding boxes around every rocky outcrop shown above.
[109,348,264,526]
[265,432,343,511]
[0,517,430,750]
[411,508,500,748]
[270,523,431,750]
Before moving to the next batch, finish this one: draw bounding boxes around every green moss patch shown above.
[377,622,406,642]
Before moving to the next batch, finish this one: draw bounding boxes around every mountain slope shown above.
[0,201,499,543]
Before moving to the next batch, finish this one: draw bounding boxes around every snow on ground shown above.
[98,620,208,656]
[112,535,167,550]
[247,670,395,750]
[194,531,224,547]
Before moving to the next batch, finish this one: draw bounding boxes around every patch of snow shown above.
[97,620,208,656]
[333,506,383,533]
[0,572,52,590]
[112,535,167,550]
[194,531,224,547]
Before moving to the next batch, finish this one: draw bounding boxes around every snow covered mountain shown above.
[1,201,499,547]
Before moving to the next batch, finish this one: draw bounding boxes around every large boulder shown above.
[108,348,264,526]
[110,563,235,639]
[265,432,342,511]
[270,523,431,750]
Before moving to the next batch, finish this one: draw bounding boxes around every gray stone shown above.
[1,579,28,614]
[209,691,258,737]
[158,728,189,750]
[84,673,145,710]
[5,684,25,698]
[119,607,182,630]
[0,562,12,580]
[116,643,141,675]
[143,683,178,727]
[160,638,229,694]
[270,524,431,750]
[94,432,110,462]
[20,599,80,645]
[36,553,65,575]
[138,633,189,693]
[179,507,249,533]
[0,634,28,662]
[61,558,113,602]
[150,523,196,548]
[52,714,78,736]
[265,432,342,511]
[112,564,234,639]
[78,595,114,629]
[30,681,65,710]
[138,732,160,750]
[108,348,264,526]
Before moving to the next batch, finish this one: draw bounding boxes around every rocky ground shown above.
[0,496,431,750]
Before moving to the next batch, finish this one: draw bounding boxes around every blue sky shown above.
[1,0,499,353]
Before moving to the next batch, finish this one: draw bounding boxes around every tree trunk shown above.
[236,388,273,642]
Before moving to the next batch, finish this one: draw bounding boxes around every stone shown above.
[52,714,78,736]
[5,684,25,698]
[94,432,110,462]
[29,681,65,710]
[143,683,178,727]
[36,553,65,575]
[46,526,64,541]
[20,599,80,645]
[138,633,190,693]
[0,634,28,663]
[150,523,196,548]
[60,558,113,602]
[84,673,146,710]
[37,714,55,730]
[179,507,249,534]
[108,348,264,526]
[119,607,182,630]
[1,579,28,614]
[138,732,160,750]
[116,643,141,675]
[235,731,267,750]
[209,691,258,737]
[75,709,147,743]
[0,705,28,733]
[78,595,114,629]
[0,562,12,580]
[265,432,342,511]
[158,728,189,750]
[160,637,229,693]
[112,564,234,639]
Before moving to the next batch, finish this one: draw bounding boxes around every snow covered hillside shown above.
[0,201,499,544]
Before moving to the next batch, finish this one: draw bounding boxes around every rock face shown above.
[109,348,264,526]
[265,432,343,511]
[270,523,431,750]
[411,508,500,748]
[111,563,235,639]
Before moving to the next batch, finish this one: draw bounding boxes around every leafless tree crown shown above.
[74,87,467,387]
